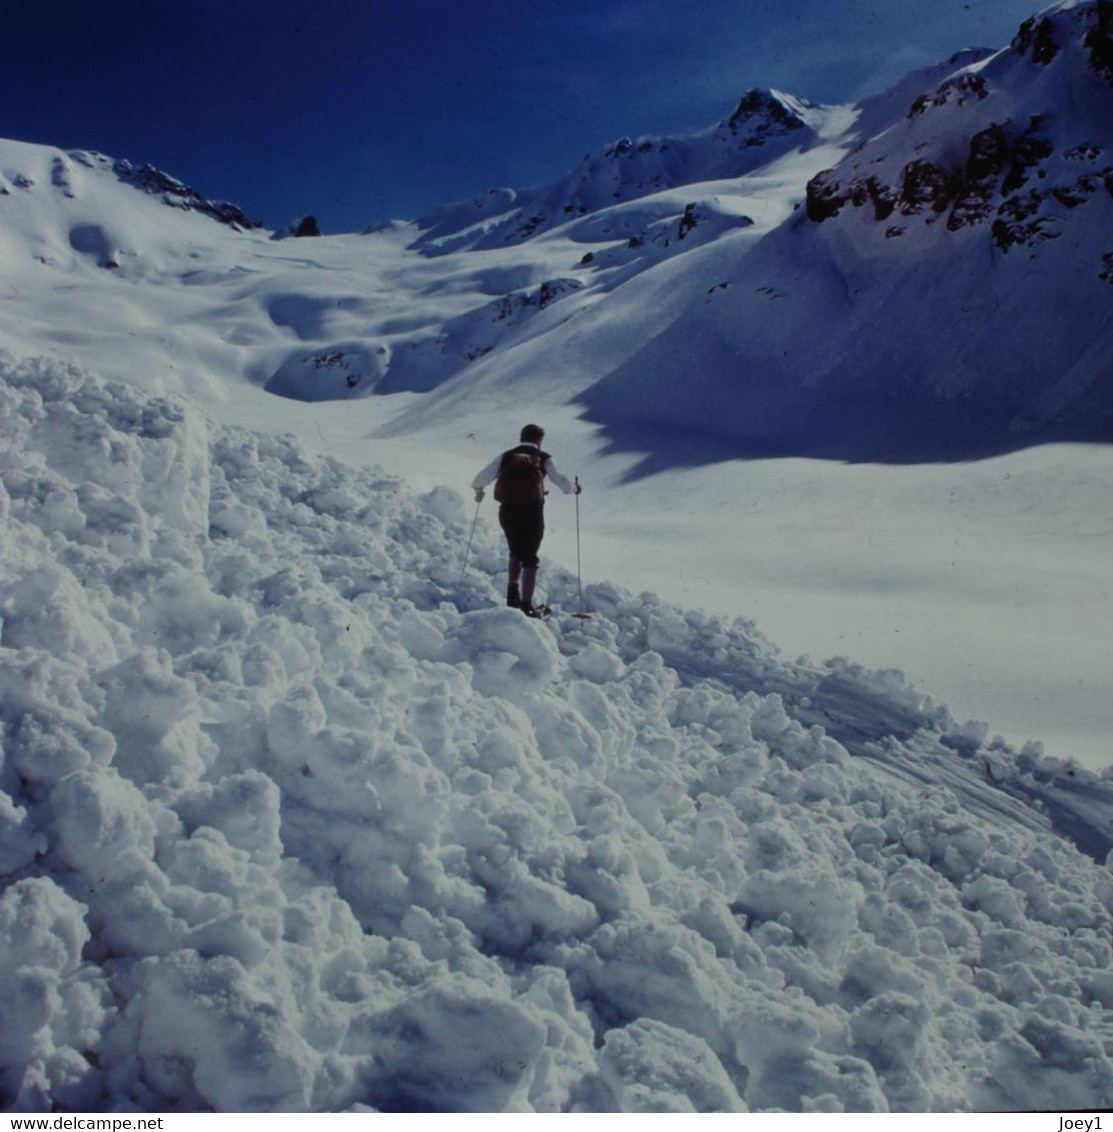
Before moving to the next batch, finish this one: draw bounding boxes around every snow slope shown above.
[2,354,1112,1113]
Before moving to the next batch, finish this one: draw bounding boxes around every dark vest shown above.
[495,445,550,506]
[503,444,551,467]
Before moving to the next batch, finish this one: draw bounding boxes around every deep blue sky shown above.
[4,0,1046,233]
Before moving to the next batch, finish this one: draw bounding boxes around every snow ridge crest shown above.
[410,85,824,254]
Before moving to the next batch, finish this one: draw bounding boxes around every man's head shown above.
[520,424,545,444]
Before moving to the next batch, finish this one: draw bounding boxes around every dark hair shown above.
[520,423,544,443]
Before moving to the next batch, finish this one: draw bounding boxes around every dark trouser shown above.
[498,504,545,568]
[499,504,545,608]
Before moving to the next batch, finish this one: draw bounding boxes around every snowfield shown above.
[2,354,1112,1112]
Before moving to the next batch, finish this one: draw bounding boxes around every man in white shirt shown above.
[472,424,581,617]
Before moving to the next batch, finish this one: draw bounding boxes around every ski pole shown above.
[459,496,482,583]
[573,477,590,620]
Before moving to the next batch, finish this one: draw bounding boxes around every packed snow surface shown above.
[2,356,1112,1112]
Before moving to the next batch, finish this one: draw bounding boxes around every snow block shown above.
[0,878,111,1110]
[598,1018,746,1112]
[445,607,561,699]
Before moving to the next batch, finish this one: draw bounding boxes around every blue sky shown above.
[4,0,1048,233]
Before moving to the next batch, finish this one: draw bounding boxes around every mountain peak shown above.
[724,87,811,141]
[411,87,824,254]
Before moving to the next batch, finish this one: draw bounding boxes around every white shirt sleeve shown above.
[472,454,504,491]
[543,457,574,494]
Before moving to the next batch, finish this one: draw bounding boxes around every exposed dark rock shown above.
[492,279,583,321]
[1014,15,1061,64]
[293,215,321,237]
[909,73,988,117]
[537,278,582,308]
[1065,143,1104,161]
[1051,172,1108,207]
[1051,185,1084,208]
[677,203,699,239]
[899,160,961,216]
[948,124,1011,230]
[807,168,905,225]
[849,176,897,221]
[726,90,806,145]
[966,124,1011,182]
[111,159,263,229]
[805,169,846,223]
[1085,0,1113,83]
[806,106,1077,248]
[992,190,1059,251]
[997,188,1046,226]
[508,213,547,242]
[1003,120,1055,193]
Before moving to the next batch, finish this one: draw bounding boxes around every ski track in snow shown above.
[1,355,1112,1113]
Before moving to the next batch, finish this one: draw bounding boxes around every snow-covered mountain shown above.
[405,49,1004,258]
[2,1,1108,443]
[573,0,1113,461]
[406,87,839,254]
[2,0,1113,1113]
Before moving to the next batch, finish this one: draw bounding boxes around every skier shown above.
[472,424,582,617]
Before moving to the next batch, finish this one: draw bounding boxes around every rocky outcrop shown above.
[106,156,263,229]
[293,215,322,238]
[804,169,847,223]
[725,89,808,145]
[808,156,972,225]
[908,73,988,117]
[1013,0,1113,84]
[946,123,1011,229]
[806,2,1113,263]
[1084,0,1113,82]
[807,112,1112,254]
[1013,14,1062,65]
[491,278,583,322]
[899,159,963,218]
